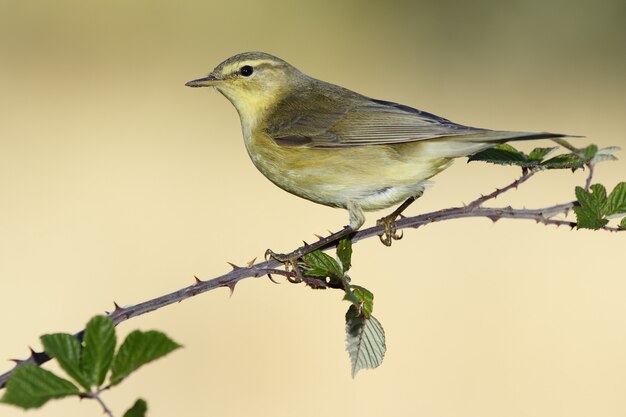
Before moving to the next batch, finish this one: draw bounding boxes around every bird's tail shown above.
[426,131,577,159]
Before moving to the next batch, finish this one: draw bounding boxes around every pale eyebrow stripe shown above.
[223,60,282,74]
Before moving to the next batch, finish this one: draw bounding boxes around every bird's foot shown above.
[265,248,294,264]
[265,226,354,264]
[264,226,355,285]
[376,213,403,247]
[263,250,303,284]
[264,249,331,288]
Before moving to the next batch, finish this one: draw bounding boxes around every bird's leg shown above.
[265,226,355,263]
[376,191,423,246]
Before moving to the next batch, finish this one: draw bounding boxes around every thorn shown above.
[227,262,241,271]
[314,233,324,240]
[226,282,237,297]
[28,347,38,361]
[267,274,280,284]
[113,302,122,311]
[302,240,309,246]
[487,215,500,223]
[194,275,203,284]
[246,257,257,267]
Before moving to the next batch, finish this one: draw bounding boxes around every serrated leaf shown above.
[528,146,557,161]
[606,182,626,216]
[575,185,607,213]
[110,330,181,386]
[468,143,528,166]
[589,184,608,211]
[345,305,386,378]
[539,154,584,170]
[0,364,79,409]
[620,217,626,230]
[40,334,90,390]
[574,185,609,229]
[344,285,374,318]
[337,238,352,272]
[301,251,342,278]
[573,206,609,229]
[123,398,148,417]
[82,315,116,387]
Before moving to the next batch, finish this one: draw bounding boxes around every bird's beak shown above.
[185,74,222,88]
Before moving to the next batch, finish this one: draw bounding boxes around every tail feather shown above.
[423,131,580,159]
[463,131,579,143]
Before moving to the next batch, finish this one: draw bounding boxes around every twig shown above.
[465,169,535,209]
[585,163,594,191]
[0,175,621,388]
[81,390,115,417]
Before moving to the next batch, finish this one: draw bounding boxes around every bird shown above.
[186,51,567,259]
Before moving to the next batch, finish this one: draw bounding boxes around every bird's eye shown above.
[240,65,253,77]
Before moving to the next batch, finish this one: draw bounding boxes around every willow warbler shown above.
[186,52,567,253]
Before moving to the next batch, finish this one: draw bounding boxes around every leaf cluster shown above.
[299,239,386,377]
[468,143,618,171]
[574,183,626,229]
[1,316,180,416]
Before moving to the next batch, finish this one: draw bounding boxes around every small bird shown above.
[186,52,567,255]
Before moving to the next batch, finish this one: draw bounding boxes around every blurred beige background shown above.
[1,0,625,416]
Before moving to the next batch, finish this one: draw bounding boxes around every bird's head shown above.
[186,52,304,122]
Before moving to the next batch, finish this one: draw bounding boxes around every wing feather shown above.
[266,90,487,148]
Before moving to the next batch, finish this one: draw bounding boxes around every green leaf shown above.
[40,333,90,390]
[620,217,626,230]
[336,238,352,272]
[539,154,584,170]
[110,330,181,386]
[468,143,528,166]
[344,285,374,318]
[300,251,342,278]
[528,146,557,161]
[573,206,609,229]
[583,144,598,161]
[0,364,79,409]
[123,399,148,417]
[345,305,386,378]
[575,185,608,213]
[589,184,608,212]
[574,185,609,229]
[82,315,116,387]
[606,182,626,216]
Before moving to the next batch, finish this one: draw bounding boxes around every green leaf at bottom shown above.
[40,333,90,390]
[123,398,148,417]
[110,330,181,386]
[345,305,386,378]
[82,315,116,387]
[0,364,79,409]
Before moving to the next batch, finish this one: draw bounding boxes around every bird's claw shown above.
[264,248,292,263]
[265,249,302,283]
[376,215,403,247]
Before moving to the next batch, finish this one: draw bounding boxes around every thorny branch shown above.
[0,169,622,389]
